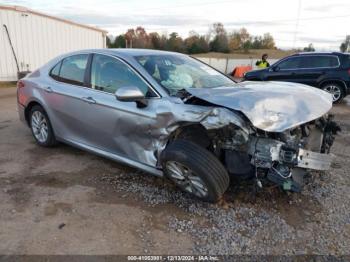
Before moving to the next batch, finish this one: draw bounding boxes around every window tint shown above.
[343,55,350,68]
[300,56,339,68]
[278,57,301,70]
[90,54,154,96]
[58,54,89,86]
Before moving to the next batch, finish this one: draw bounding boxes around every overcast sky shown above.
[1,0,349,50]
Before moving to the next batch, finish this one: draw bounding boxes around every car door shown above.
[43,53,99,145]
[77,53,163,165]
[264,56,302,82]
[292,55,339,87]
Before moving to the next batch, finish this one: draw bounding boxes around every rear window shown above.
[49,54,89,86]
[342,55,350,68]
[299,55,339,68]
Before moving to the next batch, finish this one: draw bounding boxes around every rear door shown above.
[44,53,96,144]
[292,55,340,86]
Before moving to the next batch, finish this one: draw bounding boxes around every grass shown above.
[0,81,17,88]
[193,49,297,59]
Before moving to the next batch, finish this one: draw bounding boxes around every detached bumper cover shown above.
[297,149,334,171]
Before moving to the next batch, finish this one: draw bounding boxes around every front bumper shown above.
[297,148,334,171]
[248,137,333,171]
[247,136,335,192]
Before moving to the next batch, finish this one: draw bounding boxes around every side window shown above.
[343,55,350,68]
[292,56,340,69]
[50,62,61,79]
[90,54,155,97]
[298,56,310,68]
[278,57,301,70]
[329,56,340,67]
[306,56,339,68]
[57,54,89,86]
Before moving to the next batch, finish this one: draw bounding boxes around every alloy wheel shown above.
[31,111,49,143]
[324,85,342,102]
[165,161,209,198]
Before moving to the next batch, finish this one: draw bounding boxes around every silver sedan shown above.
[17,49,339,202]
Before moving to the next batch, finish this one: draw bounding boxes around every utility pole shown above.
[293,0,302,49]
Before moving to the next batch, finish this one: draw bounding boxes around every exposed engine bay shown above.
[178,88,341,192]
[204,114,340,192]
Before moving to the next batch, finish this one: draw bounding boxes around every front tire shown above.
[30,105,57,147]
[321,83,344,103]
[161,139,230,203]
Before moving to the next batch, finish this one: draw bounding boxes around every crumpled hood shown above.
[186,81,333,132]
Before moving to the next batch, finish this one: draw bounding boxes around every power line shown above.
[293,0,302,48]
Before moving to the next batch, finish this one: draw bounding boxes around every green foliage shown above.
[303,43,315,52]
[340,35,350,52]
[185,35,209,54]
[208,23,229,53]
[106,35,114,48]
[165,32,186,52]
[114,35,126,48]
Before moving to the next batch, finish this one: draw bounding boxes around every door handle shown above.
[44,86,53,93]
[81,96,96,104]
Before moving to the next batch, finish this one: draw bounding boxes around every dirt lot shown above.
[0,86,349,255]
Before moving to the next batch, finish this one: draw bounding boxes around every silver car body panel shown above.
[186,81,333,132]
[297,149,334,170]
[18,49,334,176]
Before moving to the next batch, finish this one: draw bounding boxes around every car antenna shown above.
[3,24,20,73]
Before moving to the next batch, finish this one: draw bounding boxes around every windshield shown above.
[135,54,235,95]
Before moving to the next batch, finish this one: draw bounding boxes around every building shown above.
[0,5,107,82]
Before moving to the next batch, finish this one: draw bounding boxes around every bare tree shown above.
[340,35,350,52]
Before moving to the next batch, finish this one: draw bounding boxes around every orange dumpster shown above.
[231,65,252,78]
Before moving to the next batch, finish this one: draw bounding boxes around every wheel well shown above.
[171,124,211,149]
[24,101,43,126]
[320,80,346,94]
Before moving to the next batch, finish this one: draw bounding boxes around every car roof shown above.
[291,51,346,57]
[65,48,186,60]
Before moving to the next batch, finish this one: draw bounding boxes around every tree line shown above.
[106,23,277,54]
[340,35,350,52]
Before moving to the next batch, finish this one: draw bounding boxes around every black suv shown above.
[244,52,350,103]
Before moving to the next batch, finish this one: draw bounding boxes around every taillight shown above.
[17,80,25,89]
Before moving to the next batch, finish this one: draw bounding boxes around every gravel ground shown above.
[90,98,350,255]
[0,86,349,255]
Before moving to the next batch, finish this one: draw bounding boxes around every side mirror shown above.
[270,66,280,72]
[115,86,148,108]
[115,86,145,102]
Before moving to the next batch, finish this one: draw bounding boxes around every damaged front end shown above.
[182,84,340,193]
[218,115,340,192]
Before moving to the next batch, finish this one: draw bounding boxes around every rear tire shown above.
[321,83,344,103]
[29,105,57,147]
[161,139,230,203]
